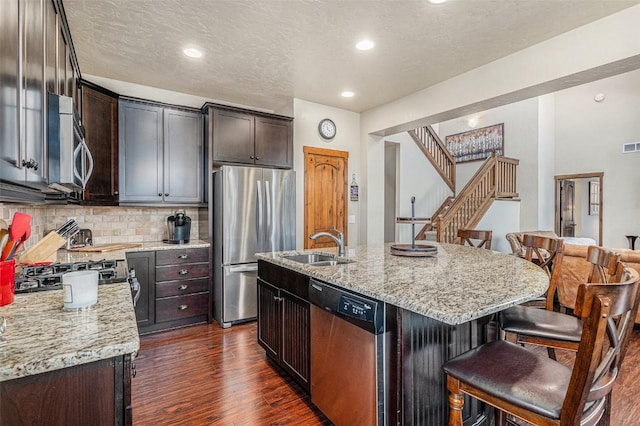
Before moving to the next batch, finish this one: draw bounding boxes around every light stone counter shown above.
[54,239,210,264]
[0,283,140,382]
[256,242,549,325]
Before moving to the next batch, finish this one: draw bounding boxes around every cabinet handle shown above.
[273,296,284,302]
[21,159,38,170]
[178,304,188,310]
[178,284,188,290]
[114,191,119,195]
[178,254,189,259]
[250,155,254,160]
[131,362,137,378]
[178,269,189,275]
[255,156,260,160]
[165,193,169,196]
[158,193,162,197]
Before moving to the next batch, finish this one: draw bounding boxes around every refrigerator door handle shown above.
[256,179,263,253]
[265,180,272,252]
[227,264,258,273]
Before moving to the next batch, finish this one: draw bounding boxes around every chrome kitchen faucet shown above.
[309,227,345,257]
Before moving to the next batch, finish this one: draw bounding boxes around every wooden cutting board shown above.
[68,243,142,252]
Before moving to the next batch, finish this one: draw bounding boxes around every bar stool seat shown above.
[498,305,582,343]
[443,340,574,420]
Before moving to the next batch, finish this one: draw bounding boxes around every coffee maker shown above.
[166,210,191,244]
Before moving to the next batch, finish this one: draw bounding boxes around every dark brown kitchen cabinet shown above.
[128,247,210,335]
[126,250,155,328]
[206,104,293,169]
[257,261,310,391]
[119,99,204,204]
[81,83,119,204]
[0,354,133,426]
[0,0,80,201]
[0,0,47,188]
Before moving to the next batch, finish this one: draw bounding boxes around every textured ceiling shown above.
[63,0,639,113]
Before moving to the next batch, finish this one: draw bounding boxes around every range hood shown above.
[47,94,93,192]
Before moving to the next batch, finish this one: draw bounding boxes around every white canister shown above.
[63,270,99,310]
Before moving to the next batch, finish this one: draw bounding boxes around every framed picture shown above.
[445,123,504,163]
[589,181,600,215]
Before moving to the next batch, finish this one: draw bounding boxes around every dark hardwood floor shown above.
[132,321,330,425]
[132,322,640,425]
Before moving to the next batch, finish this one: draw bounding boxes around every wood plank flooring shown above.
[132,322,330,425]
[132,322,640,425]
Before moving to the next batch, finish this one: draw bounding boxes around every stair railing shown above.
[436,152,519,243]
[409,126,456,193]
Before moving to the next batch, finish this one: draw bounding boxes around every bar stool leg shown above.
[447,376,464,426]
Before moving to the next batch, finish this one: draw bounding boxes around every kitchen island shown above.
[256,242,548,425]
[0,282,139,425]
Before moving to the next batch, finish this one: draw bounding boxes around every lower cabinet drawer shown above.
[156,293,209,323]
[156,278,209,298]
[156,263,209,282]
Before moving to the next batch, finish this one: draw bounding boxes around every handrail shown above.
[436,153,519,243]
[409,126,456,193]
[415,196,454,240]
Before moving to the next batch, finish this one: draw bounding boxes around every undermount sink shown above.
[281,253,354,266]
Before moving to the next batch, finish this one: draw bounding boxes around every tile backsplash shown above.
[0,204,204,250]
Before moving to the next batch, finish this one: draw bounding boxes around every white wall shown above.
[361,5,640,244]
[436,98,540,230]
[387,132,452,243]
[537,94,556,230]
[554,68,640,248]
[475,200,521,254]
[292,99,361,249]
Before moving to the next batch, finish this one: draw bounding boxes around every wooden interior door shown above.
[304,146,348,249]
[560,179,576,237]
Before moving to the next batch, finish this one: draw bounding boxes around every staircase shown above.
[409,126,519,243]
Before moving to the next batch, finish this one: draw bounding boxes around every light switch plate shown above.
[348,215,356,224]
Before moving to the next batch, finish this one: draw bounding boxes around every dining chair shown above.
[444,267,640,426]
[456,229,492,250]
[512,234,565,312]
[499,245,621,358]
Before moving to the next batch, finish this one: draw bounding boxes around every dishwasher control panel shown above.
[309,278,383,334]
[339,295,375,322]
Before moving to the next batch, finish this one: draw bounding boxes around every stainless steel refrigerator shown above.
[212,165,295,328]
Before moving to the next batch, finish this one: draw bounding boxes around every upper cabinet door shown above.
[22,0,46,186]
[211,109,254,164]
[44,0,56,94]
[0,0,23,183]
[254,116,292,168]
[82,86,119,204]
[163,108,203,203]
[119,101,164,202]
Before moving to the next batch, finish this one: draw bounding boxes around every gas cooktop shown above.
[15,259,128,294]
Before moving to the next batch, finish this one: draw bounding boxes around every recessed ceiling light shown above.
[355,39,375,51]
[183,47,203,58]
[428,0,448,4]
[341,91,355,98]
[594,93,606,102]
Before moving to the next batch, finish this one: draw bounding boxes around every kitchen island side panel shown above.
[400,309,491,425]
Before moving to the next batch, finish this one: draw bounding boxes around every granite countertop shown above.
[54,239,210,264]
[0,282,140,382]
[256,242,549,325]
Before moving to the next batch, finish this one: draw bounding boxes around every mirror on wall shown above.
[554,172,603,245]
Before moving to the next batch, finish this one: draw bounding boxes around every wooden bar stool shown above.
[456,229,492,250]
[444,267,640,426]
[499,245,622,358]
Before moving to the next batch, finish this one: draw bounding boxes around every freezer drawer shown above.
[221,264,258,326]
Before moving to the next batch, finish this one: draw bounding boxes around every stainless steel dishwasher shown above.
[309,278,385,426]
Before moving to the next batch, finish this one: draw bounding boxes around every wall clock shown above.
[318,118,336,140]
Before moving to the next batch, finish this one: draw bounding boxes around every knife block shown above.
[18,231,66,264]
